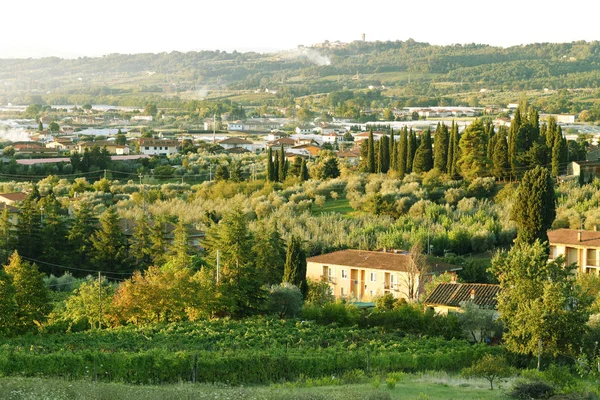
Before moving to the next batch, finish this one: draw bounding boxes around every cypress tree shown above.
[486,125,496,161]
[389,128,396,172]
[267,147,274,182]
[378,135,390,173]
[508,108,522,178]
[511,166,556,247]
[273,152,280,182]
[300,159,309,181]
[406,129,416,174]
[412,127,433,173]
[457,119,487,180]
[559,127,568,164]
[278,144,287,181]
[546,117,557,149]
[282,236,308,298]
[492,131,509,180]
[551,136,562,178]
[433,123,449,172]
[367,128,376,173]
[397,127,407,177]
[447,121,455,175]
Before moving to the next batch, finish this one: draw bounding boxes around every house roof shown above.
[306,249,459,274]
[268,138,296,146]
[0,203,19,212]
[138,138,179,147]
[337,150,360,158]
[226,147,250,154]
[217,137,253,145]
[572,160,600,167]
[548,228,600,247]
[424,283,501,309]
[0,192,28,202]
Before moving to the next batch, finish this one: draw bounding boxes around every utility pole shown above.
[213,113,216,144]
[104,169,107,180]
[216,249,220,284]
[98,271,102,330]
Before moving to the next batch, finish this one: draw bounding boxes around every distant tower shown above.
[361,33,366,42]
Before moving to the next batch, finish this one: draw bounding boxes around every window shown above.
[145,147,149,150]
[341,270,348,279]
[340,287,345,296]
[370,272,376,282]
[390,275,395,284]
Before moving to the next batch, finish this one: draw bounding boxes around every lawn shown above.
[0,374,515,400]
[312,198,355,216]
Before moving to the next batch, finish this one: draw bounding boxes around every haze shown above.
[1,0,598,58]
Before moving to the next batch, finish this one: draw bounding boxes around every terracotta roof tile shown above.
[307,250,459,273]
[548,229,600,247]
[424,283,501,308]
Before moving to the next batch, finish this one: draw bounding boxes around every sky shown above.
[1,0,599,59]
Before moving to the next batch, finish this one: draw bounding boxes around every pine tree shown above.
[168,220,191,269]
[16,197,41,259]
[0,269,17,335]
[149,218,169,266]
[412,127,433,174]
[67,201,96,270]
[492,131,509,180]
[38,121,43,132]
[433,123,449,172]
[3,251,50,333]
[457,119,488,180]
[397,126,408,177]
[282,236,308,298]
[39,194,68,272]
[289,156,303,177]
[129,218,151,268]
[511,166,556,247]
[252,221,285,285]
[90,206,128,272]
[0,207,14,264]
[367,129,376,173]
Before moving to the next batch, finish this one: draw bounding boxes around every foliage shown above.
[267,283,304,319]
[509,381,555,399]
[461,354,513,390]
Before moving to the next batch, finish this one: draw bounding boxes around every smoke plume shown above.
[280,48,331,66]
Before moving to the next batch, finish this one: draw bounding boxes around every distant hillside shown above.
[1,40,599,106]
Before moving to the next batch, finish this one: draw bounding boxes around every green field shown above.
[0,374,514,400]
[312,198,355,215]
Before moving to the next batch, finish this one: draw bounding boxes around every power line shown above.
[21,256,134,276]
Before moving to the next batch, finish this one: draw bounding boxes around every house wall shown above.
[141,145,178,156]
[306,261,419,301]
[550,243,600,274]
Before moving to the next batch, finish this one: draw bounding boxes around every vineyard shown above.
[0,318,496,384]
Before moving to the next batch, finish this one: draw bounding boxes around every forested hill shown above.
[1,40,600,105]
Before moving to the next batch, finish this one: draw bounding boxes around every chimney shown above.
[470,289,475,300]
[578,231,582,242]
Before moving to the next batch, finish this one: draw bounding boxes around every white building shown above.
[138,138,179,156]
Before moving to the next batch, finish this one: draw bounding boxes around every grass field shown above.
[312,198,355,216]
[0,373,515,400]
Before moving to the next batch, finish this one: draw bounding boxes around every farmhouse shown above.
[424,282,501,315]
[548,228,600,274]
[306,249,460,301]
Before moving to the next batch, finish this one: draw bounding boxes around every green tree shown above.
[37,121,43,132]
[433,123,449,172]
[282,236,308,298]
[462,354,513,390]
[144,103,158,116]
[267,283,303,319]
[266,147,275,182]
[15,197,42,259]
[39,194,68,270]
[367,129,376,173]
[215,164,229,182]
[62,277,114,330]
[67,201,96,270]
[0,207,15,264]
[149,218,169,266]
[3,251,50,333]
[300,159,309,181]
[168,220,192,269]
[491,242,592,369]
[0,269,17,335]
[278,144,287,181]
[406,129,417,174]
[90,206,128,272]
[458,119,487,180]
[412,127,433,173]
[252,222,285,285]
[115,131,127,146]
[397,126,408,177]
[48,121,60,133]
[128,218,151,268]
[511,166,556,246]
[289,156,303,177]
[389,128,396,172]
[377,135,390,173]
[447,121,459,177]
[492,132,509,180]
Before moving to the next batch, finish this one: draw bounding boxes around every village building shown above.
[306,249,461,301]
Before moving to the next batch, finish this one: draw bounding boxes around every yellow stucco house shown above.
[306,249,460,301]
[548,228,600,274]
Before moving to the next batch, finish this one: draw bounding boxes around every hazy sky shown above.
[1,0,598,58]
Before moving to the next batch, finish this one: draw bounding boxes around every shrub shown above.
[385,377,397,389]
[267,283,304,319]
[509,381,555,399]
[462,354,513,390]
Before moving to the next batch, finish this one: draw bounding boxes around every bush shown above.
[267,283,304,319]
[509,381,555,399]
[385,377,397,389]
[542,364,577,392]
